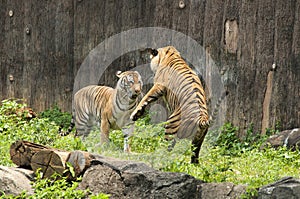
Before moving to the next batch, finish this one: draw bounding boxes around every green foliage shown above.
[215,123,240,152]
[214,123,267,156]
[30,173,88,199]
[82,117,300,193]
[1,99,300,198]
[39,104,72,131]
[0,99,86,166]
[130,114,169,153]
[1,171,110,199]
[0,99,107,198]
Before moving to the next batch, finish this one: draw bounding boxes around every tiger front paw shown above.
[130,107,144,121]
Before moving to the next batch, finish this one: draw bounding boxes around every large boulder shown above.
[261,128,300,150]
[78,155,249,199]
[197,182,247,199]
[78,155,202,198]
[0,166,34,196]
[258,176,300,199]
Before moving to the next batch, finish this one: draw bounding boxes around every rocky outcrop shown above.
[258,176,300,199]
[4,140,300,198]
[4,157,300,198]
[0,166,34,196]
[78,155,202,199]
[197,182,247,199]
[261,128,300,150]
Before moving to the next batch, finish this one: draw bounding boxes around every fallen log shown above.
[31,149,70,178]
[10,140,95,179]
[67,150,95,178]
[10,140,51,169]
[31,150,95,179]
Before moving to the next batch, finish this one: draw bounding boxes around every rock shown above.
[197,182,247,199]
[79,155,249,199]
[0,166,34,196]
[258,176,300,199]
[261,128,300,150]
[78,155,202,198]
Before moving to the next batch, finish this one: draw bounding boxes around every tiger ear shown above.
[116,71,122,78]
[151,49,158,57]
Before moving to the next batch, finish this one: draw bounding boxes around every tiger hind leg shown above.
[164,108,181,151]
[191,127,208,164]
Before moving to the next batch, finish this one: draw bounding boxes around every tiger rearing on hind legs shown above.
[130,46,209,163]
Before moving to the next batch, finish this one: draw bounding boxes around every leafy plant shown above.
[0,100,85,166]
[1,99,300,198]
[214,123,267,156]
[39,104,72,131]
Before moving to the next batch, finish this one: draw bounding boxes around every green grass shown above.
[0,100,105,199]
[1,99,300,198]
[83,118,300,194]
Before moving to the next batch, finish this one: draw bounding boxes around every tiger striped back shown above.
[73,85,113,138]
[67,71,143,152]
[130,46,209,163]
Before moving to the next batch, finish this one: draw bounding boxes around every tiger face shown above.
[150,46,181,73]
[116,71,143,99]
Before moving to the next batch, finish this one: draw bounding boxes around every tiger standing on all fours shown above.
[130,46,209,163]
[66,71,143,152]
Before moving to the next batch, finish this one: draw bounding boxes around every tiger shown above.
[62,70,143,152]
[130,46,210,163]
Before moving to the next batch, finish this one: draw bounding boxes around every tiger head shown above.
[150,46,181,73]
[116,71,143,99]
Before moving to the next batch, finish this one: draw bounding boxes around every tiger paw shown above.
[130,108,144,121]
[130,111,139,121]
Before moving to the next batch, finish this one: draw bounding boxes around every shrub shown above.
[1,99,300,198]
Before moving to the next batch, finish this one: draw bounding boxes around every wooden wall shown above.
[0,0,299,136]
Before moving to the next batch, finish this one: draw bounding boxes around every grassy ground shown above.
[1,99,299,198]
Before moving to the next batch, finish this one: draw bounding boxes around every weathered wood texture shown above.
[1,0,299,136]
[10,140,94,179]
[10,140,51,168]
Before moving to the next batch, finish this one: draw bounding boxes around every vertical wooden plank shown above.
[136,0,156,93]
[171,0,190,53]
[186,0,206,76]
[73,0,108,94]
[1,1,25,101]
[291,0,300,128]
[24,0,55,109]
[22,0,74,111]
[137,0,156,27]
[201,0,225,130]
[102,0,122,87]
[151,0,173,47]
[203,0,224,61]
[292,0,300,56]
[0,0,7,100]
[25,0,49,109]
[153,0,173,28]
[188,0,205,45]
[233,0,259,135]
[53,1,74,111]
[271,0,298,130]
[120,0,139,71]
